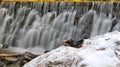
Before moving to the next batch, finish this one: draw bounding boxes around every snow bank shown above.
[23,31,120,67]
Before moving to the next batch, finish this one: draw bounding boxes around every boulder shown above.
[23,31,120,67]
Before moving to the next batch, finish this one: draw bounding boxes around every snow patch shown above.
[23,31,120,67]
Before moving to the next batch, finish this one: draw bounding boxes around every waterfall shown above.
[0,2,120,51]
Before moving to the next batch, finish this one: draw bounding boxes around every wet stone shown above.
[0,52,39,67]
[0,61,6,67]
[24,52,37,61]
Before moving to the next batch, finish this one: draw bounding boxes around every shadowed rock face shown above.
[23,31,120,67]
[0,44,9,49]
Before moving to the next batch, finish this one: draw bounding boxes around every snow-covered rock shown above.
[23,31,120,67]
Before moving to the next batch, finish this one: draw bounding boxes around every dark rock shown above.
[44,50,51,53]
[116,41,120,45]
[63,39,84,48]
[23,52,37,61]
[0,44,9,49]
[0,61,6,67]
[0,52,39,67]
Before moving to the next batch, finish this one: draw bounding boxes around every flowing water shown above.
[0,2,120,52]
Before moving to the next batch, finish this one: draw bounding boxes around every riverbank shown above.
[0,47,41,67]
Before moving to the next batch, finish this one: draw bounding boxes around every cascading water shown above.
[0,2,120,52]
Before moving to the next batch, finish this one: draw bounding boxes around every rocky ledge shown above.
[23,31,120,67]
[0,47,40,67]
[0,52,39,67]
